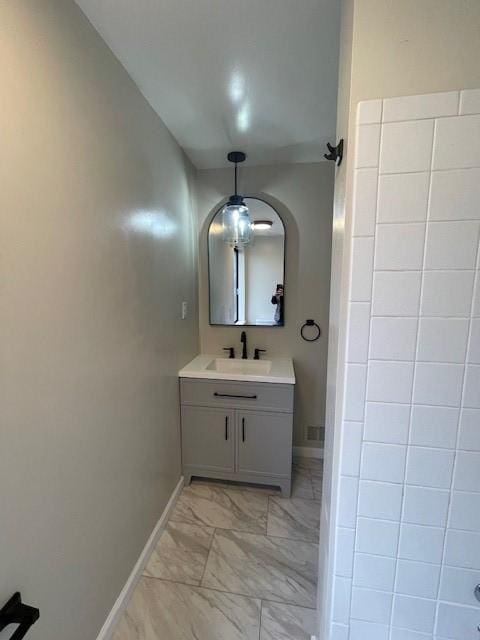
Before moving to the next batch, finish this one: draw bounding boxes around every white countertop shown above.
[179,354,295,385]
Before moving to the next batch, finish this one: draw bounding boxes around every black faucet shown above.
[240,331,247,359]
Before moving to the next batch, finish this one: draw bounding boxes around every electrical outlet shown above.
[181,301,188,319]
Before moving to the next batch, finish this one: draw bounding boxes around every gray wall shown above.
[196,163,334,448]
[0,2,198,639]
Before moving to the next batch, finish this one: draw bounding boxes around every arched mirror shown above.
[208,197,285,326]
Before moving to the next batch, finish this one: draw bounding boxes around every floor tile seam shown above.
[265,530,320,545]
[167,515,319,544]
[199,526,217,586]
[208,526,320,547]
[259,597,318,612]
[258,599,263,640]
[167,516,267,536]
[144,575,317,611]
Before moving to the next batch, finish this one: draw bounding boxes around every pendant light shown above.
[221,151,252,247]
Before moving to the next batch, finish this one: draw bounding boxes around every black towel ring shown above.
[300,319,321,342]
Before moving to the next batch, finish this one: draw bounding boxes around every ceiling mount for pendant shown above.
[227,151,246,164]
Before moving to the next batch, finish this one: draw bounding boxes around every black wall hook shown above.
[324,139,344,166]
[0,593,40,640]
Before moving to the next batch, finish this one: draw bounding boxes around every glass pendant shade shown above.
[221,196,252,246]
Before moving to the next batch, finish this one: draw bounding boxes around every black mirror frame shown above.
[207,196,286,327]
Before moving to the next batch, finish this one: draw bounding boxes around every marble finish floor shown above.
[112,456,323,640]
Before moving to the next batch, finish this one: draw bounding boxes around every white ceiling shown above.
[75,0,341,169]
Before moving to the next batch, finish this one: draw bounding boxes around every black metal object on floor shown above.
[0,593,39,640]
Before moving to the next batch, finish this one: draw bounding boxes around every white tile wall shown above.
[409,405,459,449]
[338,476,359,528]
[344,364,367,421]
[391,629,433,640]
[459,88,480,115]
[356,517,399,557]
[380,120,434,173]
[357,99,382,125]
[383,91,458,122]
[412,363,464,407]
[341,421,363,476]
[353,169,378,235]
[377,172,430,224]
[372,271,421,316]
[467,318,480,362]
[392,595,436,633]
[331,623,349,640]
[439,565,480,607]
[358,480,403,521]
[398,524,445,564]
[353,553,396,591]
[351,586,392,623]
[347,303,371,362]
[458,408,480,450]
[425,221,480,269]
[360,442,406,483]
[433,114,480,170]
[453,451,480,492]
[463,365,480,408]
[403,486,450,527]
[356,124,381,168]
[449,490,480,531]
[350,237,374,301]
[350,619,389,640]
[444,529,480,570]
[405,447,455,489]
[395,559,440,599]
[436,602,480,640]
[334,90,480,640]
[420,271,475,317]
[429,168,480,221]
[364,402,410,444]
[335,527,355,577]
[416,318,469,364]
[375,223,425,270]
[333,576,352,624]
[367,361,414,403]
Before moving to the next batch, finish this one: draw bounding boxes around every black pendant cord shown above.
[227,151,246,199]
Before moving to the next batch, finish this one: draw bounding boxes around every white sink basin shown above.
[179,354,295,384]
[206,358,272,375]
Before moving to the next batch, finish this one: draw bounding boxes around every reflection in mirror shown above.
[208,198,285,326]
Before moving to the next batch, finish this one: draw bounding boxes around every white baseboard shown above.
[96,476,184,640]
[293,446,324,459]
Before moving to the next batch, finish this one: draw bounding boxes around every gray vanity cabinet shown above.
[237,410,292,477]
[181,406,235,473]
[179,378,294,496]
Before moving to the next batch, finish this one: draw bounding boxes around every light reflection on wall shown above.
[125,209,177,239]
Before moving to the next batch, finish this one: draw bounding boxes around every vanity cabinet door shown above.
[236,410,292,477]
[181,406,235,472]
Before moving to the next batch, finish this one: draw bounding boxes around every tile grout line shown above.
[198,525,217,588]
[434,196,480,634]
[142,575,318,612]
[347,97,383,632]
[386,112,437,640]
[167,518,320,546]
